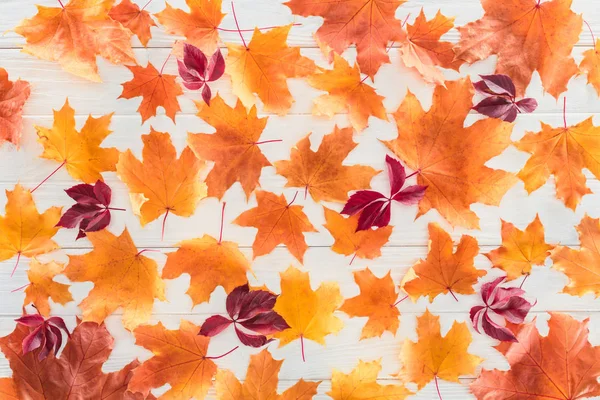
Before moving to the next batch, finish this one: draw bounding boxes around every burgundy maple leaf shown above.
[341,155,426,231]
[472,74,538,122]
[470,276,535,342]
[177,43,225,105]
[56,180,124,240]
[199,284,289,347]
[15,313,70,361]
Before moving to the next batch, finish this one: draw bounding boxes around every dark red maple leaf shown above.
[472,74,538,122]
[177,43,225,105]
[470,276,535,342]
[341,155,426,231]
[56,180,124,240]
[15,313,70,361]
[199,284,289,347]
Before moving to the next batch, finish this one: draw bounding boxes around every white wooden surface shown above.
[1,0,600,399]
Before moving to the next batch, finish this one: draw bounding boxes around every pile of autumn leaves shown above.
[1,0,600,399]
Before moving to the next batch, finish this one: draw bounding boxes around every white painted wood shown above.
[0,0,600,399]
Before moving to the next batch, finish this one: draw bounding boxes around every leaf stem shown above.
[563,97,567,129]
[405,169,421,179]
[287,191,298,207]
[160,54,172,75]
[231,1,247,49]
[58,0,64,7]
[254,139,282,145]
[519,273,529,289]
[31,160,66,193]
[584,20,597,51]
[448,289,458,302]
[218,202,226,244]
[136,249,160,257]
[11,252,21,277]
[11,282,30,293]
[300,334,306,362]
[107,207,126,212]
[435,375,443,400]
[161,209,170,241]
[349,253,357,265]
[216,23,302,33]
[205,346,239,360]
[140,0,153,11]
[392,295,408,307]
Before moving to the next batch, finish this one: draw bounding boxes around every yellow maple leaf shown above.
[328,359,412,400]
[485,215,555,281]
[226,25,316,115]
[308,54,387,132]
[273,266,343,359]
[35,99,119,184]
[24,259,73,317]
[64,228,166,330]
[398,309,482,390]
[0,184,61,275]
[116,128,207,227]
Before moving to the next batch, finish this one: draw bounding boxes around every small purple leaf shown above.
[385,155,406,195]
[479,74,516,97]
[341,190,386,216]
[234,327,271,348]
[199,315,232,337]
[392,185,427,205]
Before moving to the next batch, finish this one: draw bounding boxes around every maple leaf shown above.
[177,44,225,105]
[383,78,516,229]
[233,191,317,263]
[399,310,482,391]
[454,0,582,98]
[119,63,184,123]
[472,74,538,123]
[188,95,271,199]
[155,0,225,54]
[0,68,31,147]
[551,215,600,298]
[273,266,343,360]
[116,128,207,228]
[0,378,17,399]
[56,180,123,240]
[285,0,405,78]
[399,9,464,84]
[328,359,412,399]
[109,0,157,47]
[470,277,534,342]
[0,319,145,399]
[15,313,70,361]
[216,348,320,399]
[471,312,600,400]
[323,207,392,263]
[64,228,166,330]
[580,41,600,96]
[0,184,61,276]
[226,24,316,115]
[402,223,486,302]
[35,99,119,184]
[14,0,137,82]
[515,102,600,210]
[275,126,379,202]
[199,284,289,347]
[24,259,73,317]
[308,54,387,132]
[485,215,554,281]
[129,320,218,400]
[340,268,401,339]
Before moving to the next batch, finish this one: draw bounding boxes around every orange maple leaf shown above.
[119,63,183,123]
[399,309,482,391]
[215,348,320,399]
[116,128,207,227]
[14,0,137,81]
[485,215,555,281]
[0,378,17,399]
[24,259,73,317]
[454,0,582,98]
[323,207,391,263]
[273,266,343,359]
[155,0,225,54]
[233,191,317,263]
[35,99,119,184]
[0,68,31,147]
[551,215,600,298]
[383,78,516,229]
[285,0,406,78]
[329,359,412,399]
[308,54,387,132]
[580,41,600,96]
[402,223,486,302]
[129,320,217,399]
[399,9,464,84]
[64,228,166,330]
[188,95,271,199]
[0,184,61,275]
[340,268,401,339]
[226,25,316,115]
[275,126,379,202]
[471,313,600,400]
[515,110,600,210]
[109,0,157,47]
